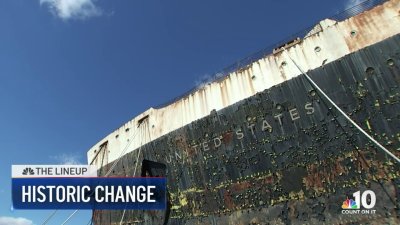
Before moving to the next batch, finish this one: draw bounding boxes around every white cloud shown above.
[40,0,102,20]
[0,217,34,225]
[51,153,82,165]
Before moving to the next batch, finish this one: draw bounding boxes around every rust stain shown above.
[220,83,228,107]
[222,131,234,144]
[230,181,251,192]
[174,135,186,151]
[246,67,256,95]
[287,201,297,220]
[274,53,288,81]
[223,190,235,209]
[262,175,274,185]
[354,151,370,171]
[344,0,398,52]
[303,157,348,191]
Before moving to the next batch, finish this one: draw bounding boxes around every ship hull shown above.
[93,34,400,224]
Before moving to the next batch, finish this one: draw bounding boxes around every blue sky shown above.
[0,0,369,224]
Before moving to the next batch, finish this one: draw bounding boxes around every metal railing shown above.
[155,0,387,109]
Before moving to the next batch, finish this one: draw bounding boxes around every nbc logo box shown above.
[341,190,377,215]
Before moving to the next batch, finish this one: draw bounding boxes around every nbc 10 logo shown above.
[341,190,377,215]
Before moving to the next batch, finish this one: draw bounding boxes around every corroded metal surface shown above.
[93,34,400,224]
[87,0,400,165]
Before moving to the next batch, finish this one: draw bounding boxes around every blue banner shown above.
[12,177,166,210]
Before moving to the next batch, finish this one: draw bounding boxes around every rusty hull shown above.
[93,34,400,224]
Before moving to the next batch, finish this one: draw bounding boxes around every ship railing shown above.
[155,0,387,109]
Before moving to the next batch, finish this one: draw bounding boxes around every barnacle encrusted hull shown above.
[89,0,400,224]
[92,34,400,225]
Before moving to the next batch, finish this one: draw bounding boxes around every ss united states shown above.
[87,0,400,224]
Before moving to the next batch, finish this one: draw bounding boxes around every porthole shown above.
[314,46,321,52]
[350,30,357,36]
[276,104,282,110]
[281,61,287,67]
[309,90,317,97]
[365,67,375,75]
[387,58,395,67]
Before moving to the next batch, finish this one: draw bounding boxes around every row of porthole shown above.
[366,59,396,75]
[115,127,131,139]
[87,132,123,153]
[272,90,317,110]
[279,30,358,67]
[278,29,358,67]
[100,60,396,149]
[274,60,397,109]
[281,58,396,70]
[280,46,322,67]
[109,123,155,143]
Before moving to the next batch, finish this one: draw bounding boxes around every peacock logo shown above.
[22,167,35,175]
[342,198,358,209]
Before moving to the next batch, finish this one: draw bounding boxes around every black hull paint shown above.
[94,34,400,225]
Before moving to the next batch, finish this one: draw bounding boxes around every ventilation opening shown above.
[99,140,108,149]
[90,141,108,165]
[273,38,302,54]
[137,115,149,126]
